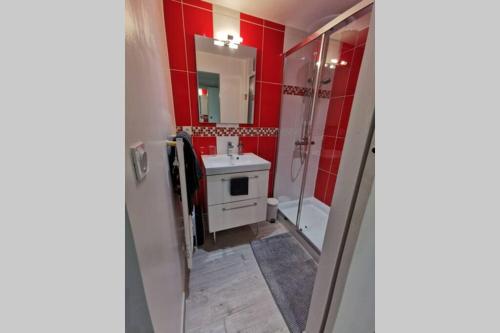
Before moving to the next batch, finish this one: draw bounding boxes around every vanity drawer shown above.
[208,197,267,232]
[206,170,269,205]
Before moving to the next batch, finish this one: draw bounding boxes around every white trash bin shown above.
[266,198,279,223]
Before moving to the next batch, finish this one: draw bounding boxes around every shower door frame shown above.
[283,0,374,58]
[293,33,326,233]
[277,0,375,251]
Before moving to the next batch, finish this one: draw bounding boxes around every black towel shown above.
[230,177,249,196]
[167,131,202,212]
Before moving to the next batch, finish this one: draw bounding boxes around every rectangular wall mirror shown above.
[194,35,257,124]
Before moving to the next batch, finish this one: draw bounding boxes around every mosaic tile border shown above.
[318,89,331,98]
[283,85,309,96]
[283,84,330,99]
[176,126,279,137]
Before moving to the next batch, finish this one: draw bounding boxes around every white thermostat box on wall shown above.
[130,142,149,181]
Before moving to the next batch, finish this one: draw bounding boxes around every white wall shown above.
[274,91,328,201]
[125,0,185,332]
[274,91,308,202]
[331,183,375,333]
[284,26,308,53]
[213,4,240,41]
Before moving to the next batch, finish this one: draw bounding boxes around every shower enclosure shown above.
[274,0,373,251]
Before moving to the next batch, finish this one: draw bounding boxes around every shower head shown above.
[321,78,331,84]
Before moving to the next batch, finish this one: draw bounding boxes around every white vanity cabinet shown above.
[201,153,271,237]
[206,170,269,233]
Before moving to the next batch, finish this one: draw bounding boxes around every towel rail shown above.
[175,138,193,270]
[166,140,177,146]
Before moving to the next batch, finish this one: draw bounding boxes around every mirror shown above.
[194,35,257,124]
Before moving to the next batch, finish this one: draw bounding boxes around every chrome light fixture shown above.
[213,32,243,49]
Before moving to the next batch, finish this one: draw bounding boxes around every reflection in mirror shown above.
[194,35,257,124]
[198,71,221,123]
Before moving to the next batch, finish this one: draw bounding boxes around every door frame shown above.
[305,8,375,333]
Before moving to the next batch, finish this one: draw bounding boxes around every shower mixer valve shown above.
[294,138,315,146]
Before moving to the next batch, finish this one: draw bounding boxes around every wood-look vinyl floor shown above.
[185,221,291,333]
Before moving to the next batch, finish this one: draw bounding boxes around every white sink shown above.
[201,153,271,175]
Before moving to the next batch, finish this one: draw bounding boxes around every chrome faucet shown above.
[227,141,234,157]
[237,143,244,155]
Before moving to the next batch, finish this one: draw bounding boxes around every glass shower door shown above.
[274,37,323,226]
[275,3,373,252]
[296,7,373,251]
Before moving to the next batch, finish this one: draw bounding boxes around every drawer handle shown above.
[221,175,259,181]
[222,202,257,211]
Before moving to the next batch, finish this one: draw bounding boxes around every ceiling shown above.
[204,0,362,33]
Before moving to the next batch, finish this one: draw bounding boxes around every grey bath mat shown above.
[250,233,317,333]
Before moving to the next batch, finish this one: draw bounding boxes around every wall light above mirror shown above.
[194,34,257,124]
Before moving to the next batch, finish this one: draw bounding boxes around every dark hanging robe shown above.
[167,131,202,213]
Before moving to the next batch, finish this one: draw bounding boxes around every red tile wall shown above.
[163,0,285,203]
[314,28,369,206]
